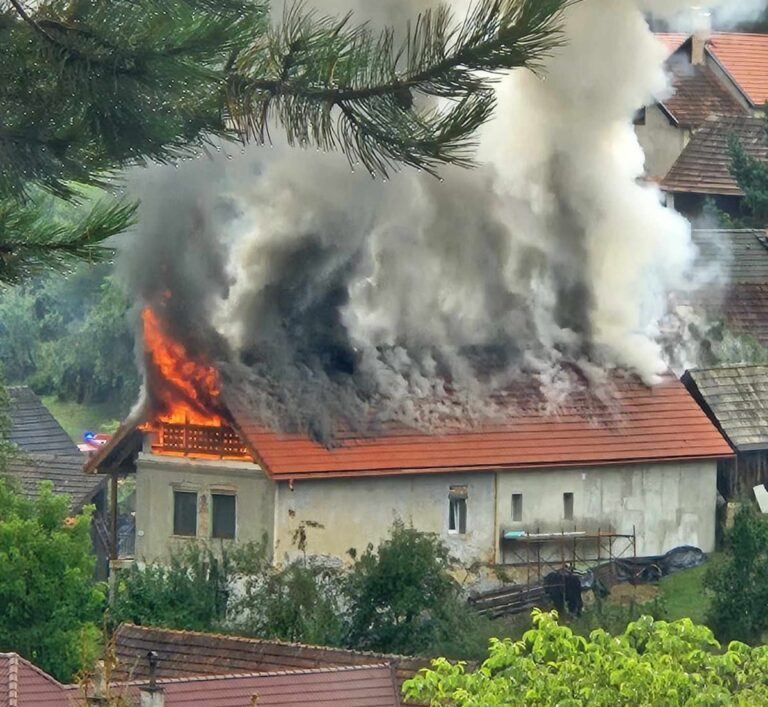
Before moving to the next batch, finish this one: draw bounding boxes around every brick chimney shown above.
[692,8,712,66]
[139,651,165,707]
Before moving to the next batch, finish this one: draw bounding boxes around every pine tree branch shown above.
[0,198,137,286]
[228,0,572,176]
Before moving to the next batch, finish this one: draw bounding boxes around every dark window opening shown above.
[633,106,646,125]
[448,486,467,534]
[173,490,197,536]
[212,493,236,539]
[512,493,523,522]
[563,492,574,521]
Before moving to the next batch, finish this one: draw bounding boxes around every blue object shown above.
[83,431,95,441]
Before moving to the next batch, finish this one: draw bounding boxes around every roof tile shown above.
[6,387,79,456]
[707,33,768,106]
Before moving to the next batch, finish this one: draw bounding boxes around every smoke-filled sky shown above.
[119,0,762,434]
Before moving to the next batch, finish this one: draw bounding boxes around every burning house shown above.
[84,306,732,575]
[82,0,761,578]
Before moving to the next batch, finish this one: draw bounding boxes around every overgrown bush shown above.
[404,609,768,706]
[0,478,105,681]
[705,505,768,643]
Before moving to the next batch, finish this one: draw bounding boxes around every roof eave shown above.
[269,452,735,482]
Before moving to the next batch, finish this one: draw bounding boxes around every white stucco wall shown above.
[635,104,689,179]
[134,453,275,562]
[273,472,497,566]
[495,460,717,558]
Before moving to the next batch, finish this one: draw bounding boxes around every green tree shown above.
[1,0,569,282]
[404,609,768,706]
[705,505,768,644]
[344,521,467,655]
[728,119,768,228]
[0,478,105,681]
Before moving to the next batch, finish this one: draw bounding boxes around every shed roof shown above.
[686,229,768,347]
[707,33,768,107]
[0,653,70,707]
[223,373,732,480]
[682,365,768,452]
[6,387,78,456]
[661,114,767,195]
[660,63,746,129]
[119,664,400,707]
[2,453,104,511]
[111,623,428,692]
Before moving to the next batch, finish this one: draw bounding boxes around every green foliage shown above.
[0,478,104,682]
[0,263,139,411]
[112,545,232,632]
[404,609,768,706]
[705,506,768,644]
[1,0,569,281]
[728,119,768,228]
[344,521,469,655]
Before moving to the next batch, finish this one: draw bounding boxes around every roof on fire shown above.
[682,365,768,452]
[222,373,733,480]
[111,623,427,694]
[661,114,767,195]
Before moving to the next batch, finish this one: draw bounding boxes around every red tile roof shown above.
[656,33,689,57]
[224,373,733,480]
[111,623,429,691]
[661,64,746,128]
[707,33,768,106]
[662,114,767,195]
[118,665,400,707]
[0,653,71,707]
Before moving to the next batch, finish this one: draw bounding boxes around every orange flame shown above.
[141,306,223,427]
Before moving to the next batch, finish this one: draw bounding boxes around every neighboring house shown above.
[111,622,427,691]
[661,114,767,218]
[0,652,71,706]
[636,30,768,218]
[681,228,768,353]
[682,365,768,500]
[0,649,402,707]
[85,372,731,576]
[7,386,80,455]
[4,386,109,576]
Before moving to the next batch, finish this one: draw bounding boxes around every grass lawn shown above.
[658,558,715,625]
[41,395,125,442]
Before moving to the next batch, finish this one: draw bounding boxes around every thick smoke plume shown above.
[119,0,737,436]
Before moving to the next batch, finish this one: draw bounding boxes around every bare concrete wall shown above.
[134,454,275,562]
[635,104,689,179]
[495,460,717,559]
[273,472,497,566]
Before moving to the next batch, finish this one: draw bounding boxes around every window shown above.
[563,492,574,521]
[173,491,197,536]
[511,493,523,522]
[212,493,236,539]
[632,106,646,125]
[448,486,467,534]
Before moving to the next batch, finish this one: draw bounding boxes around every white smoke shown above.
[121,0,746,433]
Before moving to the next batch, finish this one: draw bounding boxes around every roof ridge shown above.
[119,623,419,662]
[123,662,393,687]
[7,653,18,707]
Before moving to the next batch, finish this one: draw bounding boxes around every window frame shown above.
[511,493,523,522]
[172,489,198,537]
[448,486,468,535]
[211,492,237,540]
[563,492,574,522]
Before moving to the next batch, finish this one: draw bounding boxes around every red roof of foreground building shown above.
[707,33,768,106]
[224,373,733,480]
[655,33,689,57]
[0,653,72,707]
[117,665,400,707]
